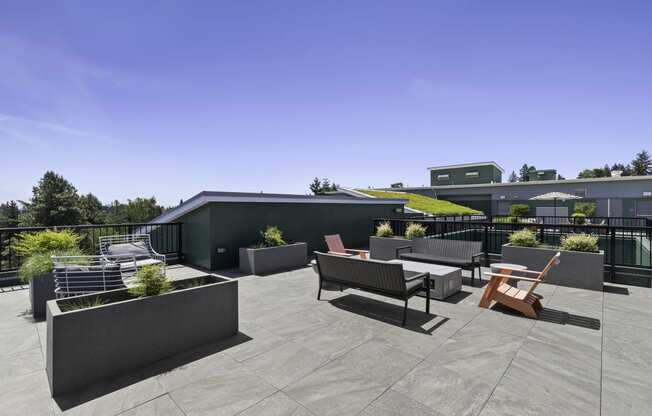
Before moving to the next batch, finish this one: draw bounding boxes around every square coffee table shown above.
[388,259,462,300]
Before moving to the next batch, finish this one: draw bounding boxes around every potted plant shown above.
[370,221,413,260]
[239,226,307,275]
[501,230,604,291]
[13,230,83,319]
[46,265,239,396]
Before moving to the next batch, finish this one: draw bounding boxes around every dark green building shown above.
[152,191,407,270]
[526,169,558,182]
[429,162,503,186]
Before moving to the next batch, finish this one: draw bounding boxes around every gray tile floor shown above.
[1,264,651,415]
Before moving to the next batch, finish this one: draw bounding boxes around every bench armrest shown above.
[471,252,484,260]
[327,251,354,257]
[395,245,413,257]
[485,272,541,282]
[495,267,542,275]
[345,249,370,255]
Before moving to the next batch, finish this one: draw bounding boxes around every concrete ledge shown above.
[369,236,412,260]
[30,273,54,320]
[46,275,238,396]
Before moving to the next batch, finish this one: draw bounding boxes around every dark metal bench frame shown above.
[315,251,430,326]
[395,238,484,286]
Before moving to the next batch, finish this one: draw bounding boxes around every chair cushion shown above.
[405,277,424,292]
[400,252,469,266]
[107,242,149,259]
[119,258,162,269]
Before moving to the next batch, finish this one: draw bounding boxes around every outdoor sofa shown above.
[99,234,166,277]
[396,238,483,286]
[52,255,129,298]
[314,251,430,326]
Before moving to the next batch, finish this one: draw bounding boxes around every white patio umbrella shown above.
[530,191,582,215]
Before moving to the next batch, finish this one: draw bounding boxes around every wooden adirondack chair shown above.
[478,252,561,318]
[324,234,369,259]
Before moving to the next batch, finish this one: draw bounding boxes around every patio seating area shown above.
[1,263,650,415]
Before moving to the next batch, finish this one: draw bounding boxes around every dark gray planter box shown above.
[369,236,411,260]
[46,275,238,396]
[239,243,307,275]
[30,273,55,320]
[501,244,604,291]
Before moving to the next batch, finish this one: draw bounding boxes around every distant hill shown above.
[356,189,482,216]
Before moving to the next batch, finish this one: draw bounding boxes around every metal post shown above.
[610,227,616,281]
[483,225,489,266]
[177,223,183,262]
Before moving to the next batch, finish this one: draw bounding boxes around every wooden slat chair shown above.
[478,252,561,318]
[324,234,369,259]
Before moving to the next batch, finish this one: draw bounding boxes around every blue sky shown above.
[1,1,651,206]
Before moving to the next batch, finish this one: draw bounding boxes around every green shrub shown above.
[493,216,519,224]
[509,204,530,217]
[12,230,80,256]
[508,229,538,247]
[259,225,287,247]
[375,222,394,238]
[574,202,596,217]
[571,212,587,225]
[129,265,172,297]
[560,234,599,253]
[17,247,84,283]
[405,223,426,239]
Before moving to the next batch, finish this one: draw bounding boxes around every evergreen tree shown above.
[519,164,536,182]
[79,193,105,224]
[28,171,81,226]
[321,178,331,192]
[0,200,21,227]
[508,171,518,183]
[309,177,323,195]
[631,150,651,176]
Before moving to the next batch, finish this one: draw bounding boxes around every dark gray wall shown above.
[430,165,502,186]
[178,202,404,270]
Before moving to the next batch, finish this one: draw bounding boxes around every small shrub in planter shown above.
[574,202,596,217]
[129,265,172,297]
[13,230,83,319]
[571,212,587,225]
[259,225,287,247]
[239,226,307,275]
[510,204,530,217]
[404,223,426,239]
[560,233,599,253]
[375,222,394,238]
[508,229,538,247]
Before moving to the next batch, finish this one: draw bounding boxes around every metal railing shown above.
[374,217,652,281]
[0,223,182,274]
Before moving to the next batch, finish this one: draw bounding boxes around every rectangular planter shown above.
[30,273,55,320]
[46,275,238,396]
[239,242,307,275]
[501,244,604,291]
[369,236,412,260]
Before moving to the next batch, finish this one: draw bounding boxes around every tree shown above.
[508,171,518,183]
[79,193,105,224]
[631,150,651,176]
[0,200,21,227]
[321,178,331,192]
[518,164,536,182]
[309,177,323,195]
[28,171,81,226]
[577,169,595,179]
[124,197,164,223]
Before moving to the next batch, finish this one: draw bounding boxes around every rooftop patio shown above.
[1,264,651,415]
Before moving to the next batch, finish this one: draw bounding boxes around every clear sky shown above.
[1,1,651,206]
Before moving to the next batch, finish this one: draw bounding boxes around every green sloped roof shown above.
[356,189,481,215]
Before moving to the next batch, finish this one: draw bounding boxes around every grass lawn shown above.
[356,189,482,216]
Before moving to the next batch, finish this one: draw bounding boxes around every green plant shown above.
[60,296,107,312]
[12,230,80,256]
[355,190,482,216]
[375,222,394,238]
[508,229,539,247]
[404,222,426,239]
[571,212,587,225]
[17,247,84,283]
[560,234,599,253]
[129,265,172,297]
[574,202,596,217]
[509,204,530,217]
[259,225,287,247]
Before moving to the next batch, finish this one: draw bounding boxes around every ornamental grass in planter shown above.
[46,266,239,396]
[14,230,83,319]
[239,225,307,275]
[502,229,604,291]
[369,221,413,260]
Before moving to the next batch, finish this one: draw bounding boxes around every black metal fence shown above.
[374,217,652,280]
[0,223,183,274]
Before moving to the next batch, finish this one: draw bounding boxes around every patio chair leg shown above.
[317,278,322,300]
[471,267,475,287]
[403,299,408,326]
[425,277,430,314]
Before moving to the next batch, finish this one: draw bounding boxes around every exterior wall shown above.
[180,202,405,271]
[430,165,502,186]
[526,170,557,181]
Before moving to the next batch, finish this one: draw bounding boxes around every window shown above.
[465,171,479,178]
[437,174,450,180]
[574,189,587,198]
